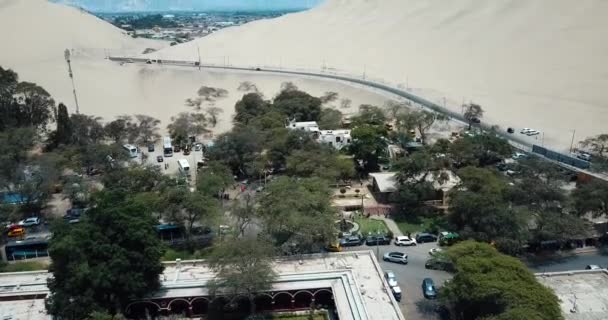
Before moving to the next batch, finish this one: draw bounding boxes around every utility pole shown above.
[570,129,576,153]
[197,45,202,70]
[64,49,80,114]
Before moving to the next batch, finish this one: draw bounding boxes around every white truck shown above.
[178,159,191,177]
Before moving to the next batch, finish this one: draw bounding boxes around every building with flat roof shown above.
[318,129,351,150]
[536,269,608,320]
[0,251,405,320]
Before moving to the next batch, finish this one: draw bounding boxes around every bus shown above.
[123,144,139,158]
[178,159,191,177]
[163,136,173,157]
[3,237,50,261]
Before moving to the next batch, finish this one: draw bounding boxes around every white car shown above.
[384,271,398,287]
[526,130,541,136]
[520,128,532,134]
[512,152,527,160]
[395,236,417,246]
[383,252,408,264]
[18,217,41,227]
[429,248,443,256]
[586,265,601,270]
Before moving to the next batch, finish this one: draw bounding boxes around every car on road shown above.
[415,233,437,243]
[425,258,454,272]
[526,130,541,136]
[395,236,417,246]
[429,248,443,256]
[384,270,398,287]
[586,264,602,270]
[520,128,532,134]
[390,286,402,302]
[422,278,437,299]
[366,235,391,246]
[18,217,40,227]
[576,152,592,162]
[340,235,363,247]
[147,144,155,152]
[157,155,163,163]
[383,252,408,264]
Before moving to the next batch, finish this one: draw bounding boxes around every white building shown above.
[318,129,352,150]
[285,119,320,133]
[0,251,405,320]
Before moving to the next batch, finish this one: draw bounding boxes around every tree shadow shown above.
[415,300,451,320]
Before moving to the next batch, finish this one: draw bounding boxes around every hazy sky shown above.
[51,0,324,12]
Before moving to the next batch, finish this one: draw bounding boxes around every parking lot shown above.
[345,240,452,320]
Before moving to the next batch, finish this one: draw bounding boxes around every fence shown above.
[532,145,590,169]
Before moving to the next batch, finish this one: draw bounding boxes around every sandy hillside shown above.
[148,0,608,150]
[0,0,399,138]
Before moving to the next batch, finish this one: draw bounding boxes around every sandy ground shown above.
[145,0,608,152]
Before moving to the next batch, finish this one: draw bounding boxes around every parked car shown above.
[340,235,362,247]
[425,259,454,272]
[384,271,398,287]
[193,143,203,152]
[147,144,155,152]
[429,248,443,256]
[395,236,417,246]
[18,217,40,227]
[383,252,408,264]
[157,155,164,163]
[512,152,527,160]
[416,233,437,243]
[326,242,342,252]
[366,235,391,246]
[422,278,437,299]
[586,264,602,270]
[183,147,191,155]
[64,208,86,224]
[391,286,402,302]
[7,226,25,238]
[173,145,181,153]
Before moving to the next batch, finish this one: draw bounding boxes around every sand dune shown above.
[148,0,608,150]
[0,0,396,137]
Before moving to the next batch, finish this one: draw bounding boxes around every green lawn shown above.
[393,215,448,236]
[354,217,389,235]
[0,261,48,273]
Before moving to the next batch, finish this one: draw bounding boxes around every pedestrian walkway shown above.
[370,215,403,237]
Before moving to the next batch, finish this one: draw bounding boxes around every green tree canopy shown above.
[234,93,271,125]
[207,237,277,315]
[443,241,563,320]
[349,124,388,171]
[273,89,322,122]
[318,108,343,130]
[47,191,165,318]
[257,177,336,254]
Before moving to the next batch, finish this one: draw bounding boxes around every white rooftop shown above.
[0,251,404,320]
[536,270,608,320]
[370,170,461,193]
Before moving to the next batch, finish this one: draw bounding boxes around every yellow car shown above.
[7,227,25,238]
[326,242,342,252]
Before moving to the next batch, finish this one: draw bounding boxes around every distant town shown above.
[97,11,298,44]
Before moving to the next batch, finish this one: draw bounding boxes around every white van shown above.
[178,159,191,177]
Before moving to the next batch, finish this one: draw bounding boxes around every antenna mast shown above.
[64,49,80,114]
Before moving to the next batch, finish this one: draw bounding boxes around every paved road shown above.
[345,241,452,320]
[526,251,608,273]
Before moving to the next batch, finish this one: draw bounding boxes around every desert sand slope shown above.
[149,0,608,150]
[0,0,396,137]
[0,0,160,63]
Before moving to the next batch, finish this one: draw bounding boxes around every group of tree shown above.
[442,241,563,320]
[208,83,355,183]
